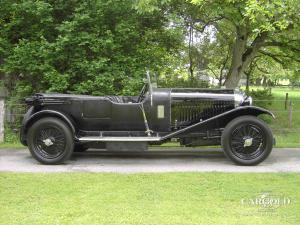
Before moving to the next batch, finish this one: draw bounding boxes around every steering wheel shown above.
[137,84,147,102]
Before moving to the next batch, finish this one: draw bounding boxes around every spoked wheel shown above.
[221,116,273,166]
[27,117,74,164]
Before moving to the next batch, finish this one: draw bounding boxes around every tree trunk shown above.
[262,77,267,86]
[218,73,222,87]
[224,28,268,88]
[188,22,194,82]
[219,50,229,87]
[255,78,261,85]
[224,26,247,88]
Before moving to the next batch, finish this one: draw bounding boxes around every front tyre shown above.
[27,117,74,164]
[221,116,273,166]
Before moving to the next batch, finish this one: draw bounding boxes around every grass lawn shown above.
[259,87,300,148]
[0,172,300,225]
[0,142,24,149]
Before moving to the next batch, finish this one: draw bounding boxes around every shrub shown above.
[4,126,19,143]
[247,88,273,109]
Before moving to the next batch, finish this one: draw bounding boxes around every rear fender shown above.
[20,109,77,145]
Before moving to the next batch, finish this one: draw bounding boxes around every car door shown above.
[110,101,145,130]
[147,88,171,132]
[81,97,112,130]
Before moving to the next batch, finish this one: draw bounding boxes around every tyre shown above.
[73,144,89,152]
[221,115,273,166]
[27,117,74,164]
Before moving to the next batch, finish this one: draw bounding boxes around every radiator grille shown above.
[171,100,233,127]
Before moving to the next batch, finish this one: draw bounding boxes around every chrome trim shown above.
[234,90,245,107]
[78,136,161,142]
[171,92,233,99]
[248,96,253,106]
[146,71,153,106]
[43,138,54,146]
[244,138,253,147]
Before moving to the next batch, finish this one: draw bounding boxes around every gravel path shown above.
[0,148,299,173]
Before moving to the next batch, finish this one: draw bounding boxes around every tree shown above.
[190,0,300,88]
[137,0,300,88]
[0,0,183,98]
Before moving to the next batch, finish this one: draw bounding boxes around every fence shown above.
[1,101,27,142]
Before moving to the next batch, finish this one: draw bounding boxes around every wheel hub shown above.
[43,138,54,147]
[243,137,253,147]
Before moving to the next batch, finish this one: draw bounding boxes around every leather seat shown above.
[107,96,124,103]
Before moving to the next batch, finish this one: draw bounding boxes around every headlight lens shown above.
[234,90,252,107]
[244,96,253,106]
[234,92,245,107]
[248,96,253,105]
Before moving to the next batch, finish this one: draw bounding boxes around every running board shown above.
[78,136,161,142]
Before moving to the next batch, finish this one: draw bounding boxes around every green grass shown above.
[0,172,300,225]
[264,87,300,147]
[275,132,300,148]
[0,142,24,149]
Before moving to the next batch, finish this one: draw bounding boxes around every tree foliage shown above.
[0,0,299,98]
[188,0,300,87]
[0,0,183,98]
[138,0,300,88]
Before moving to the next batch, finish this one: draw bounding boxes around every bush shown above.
[4,126,19,143]
[247,88,273,109]
[159,77,210,88]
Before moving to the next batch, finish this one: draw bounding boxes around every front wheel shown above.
[221,116,273,166]
[27,117,74,164]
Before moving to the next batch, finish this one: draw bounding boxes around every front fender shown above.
[224,106,275,119]
[20,109,76,145]
[162,106,274,140]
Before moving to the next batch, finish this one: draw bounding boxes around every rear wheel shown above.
[221,116,273,166]
[27,117,74,164]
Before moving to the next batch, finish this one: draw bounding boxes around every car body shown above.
[21,72,274,165]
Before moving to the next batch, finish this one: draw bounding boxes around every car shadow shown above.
[70,148,226,160]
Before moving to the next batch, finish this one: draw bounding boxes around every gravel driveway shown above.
[0,148,299,173]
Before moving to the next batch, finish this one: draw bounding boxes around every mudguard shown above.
[162,106,274,140]
[20,109,76,145]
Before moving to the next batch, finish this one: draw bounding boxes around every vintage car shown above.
[21,72,274,165]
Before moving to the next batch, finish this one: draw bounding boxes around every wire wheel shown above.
[230,123,265,160]
[27,117,74,164]
[34,126,66,159]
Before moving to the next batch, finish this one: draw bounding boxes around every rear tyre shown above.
[27,117,74,164]
[221,115,273,166]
